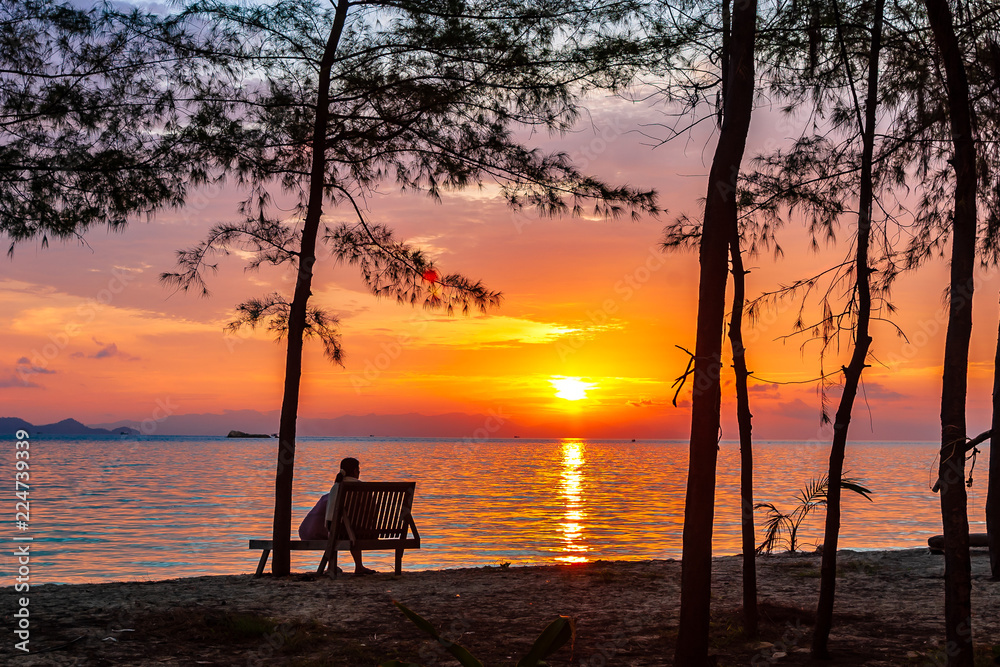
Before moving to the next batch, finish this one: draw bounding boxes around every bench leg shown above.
[317,551,328,575]
[395,548,404,575]
[255,549,270,577]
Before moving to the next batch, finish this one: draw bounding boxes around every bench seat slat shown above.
[249,538,419,551]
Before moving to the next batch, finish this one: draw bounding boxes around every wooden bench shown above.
[249,481,420,577]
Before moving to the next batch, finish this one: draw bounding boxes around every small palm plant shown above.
[381,601,573,667]
[754,474,873,554]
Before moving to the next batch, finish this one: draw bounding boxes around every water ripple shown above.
[17,436,982,583]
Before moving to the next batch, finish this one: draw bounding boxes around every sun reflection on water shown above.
[556,439,590,563]
[25,437,975,582]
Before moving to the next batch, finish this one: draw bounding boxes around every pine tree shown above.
[161,0,661,575]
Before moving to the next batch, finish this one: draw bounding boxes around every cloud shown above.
[14,358,56,375]
[826,381,904,401]
[93,343,140,361]
[858,382,904,401]
[77,338,140,361]
[0,372,41,389]
[775,398,824,422]
[627,398,671,408]
[94,343,118,359]
[748,382,781,396]
[405,234,452,256]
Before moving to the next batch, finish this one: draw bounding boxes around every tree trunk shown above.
[729,233,758,638]
[989,311,1000,579]
[718,0,730,128]
[811,0,882,656]
[270,0,349,576]
[674,0,756,663]
[721,0,757,638]
[924,0,978,663]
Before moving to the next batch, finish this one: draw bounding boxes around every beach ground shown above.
[3,548,999,666]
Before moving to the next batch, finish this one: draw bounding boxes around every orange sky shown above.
[3,97,999,439]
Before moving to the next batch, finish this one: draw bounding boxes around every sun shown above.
[549,376,596,401]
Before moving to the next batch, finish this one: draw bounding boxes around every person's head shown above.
[336,457,360,482]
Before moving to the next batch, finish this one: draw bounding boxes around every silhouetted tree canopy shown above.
[156,0,665,576]
[0,0,206,252]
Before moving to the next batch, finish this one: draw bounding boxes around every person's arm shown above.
[324,482,340,529]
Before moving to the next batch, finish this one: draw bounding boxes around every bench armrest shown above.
[405,512,420,542]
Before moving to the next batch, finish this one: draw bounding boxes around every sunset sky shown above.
[3,96,999,440]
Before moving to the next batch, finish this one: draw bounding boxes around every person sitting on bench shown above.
[297,457,377,575]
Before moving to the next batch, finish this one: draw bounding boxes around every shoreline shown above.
[17,543,958,588]
[3,548,999,665]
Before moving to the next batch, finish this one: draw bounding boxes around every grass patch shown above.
[977,643,1000,667]
[789,567,822,578]
[286,641,385,667]
[709,616,747,650]
[137,608,332,655]
[209,612,278,639]
[705,602,814,654]
[837,559,882,576]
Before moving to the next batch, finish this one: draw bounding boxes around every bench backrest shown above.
[331,481,416,541]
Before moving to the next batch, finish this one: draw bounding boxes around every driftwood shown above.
[927,533,990,553]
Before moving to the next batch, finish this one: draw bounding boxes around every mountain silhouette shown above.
[1,417,139,436]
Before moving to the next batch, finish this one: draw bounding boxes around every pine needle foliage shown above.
[0,0,209,253]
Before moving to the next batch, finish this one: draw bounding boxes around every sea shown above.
[8,436,990,584]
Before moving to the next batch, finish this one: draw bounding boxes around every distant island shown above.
[2,417,139,436]
[226,430,274,438]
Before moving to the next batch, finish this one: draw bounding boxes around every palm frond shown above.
[754,502,792,555]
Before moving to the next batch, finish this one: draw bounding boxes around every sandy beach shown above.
[3,548,998,666]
